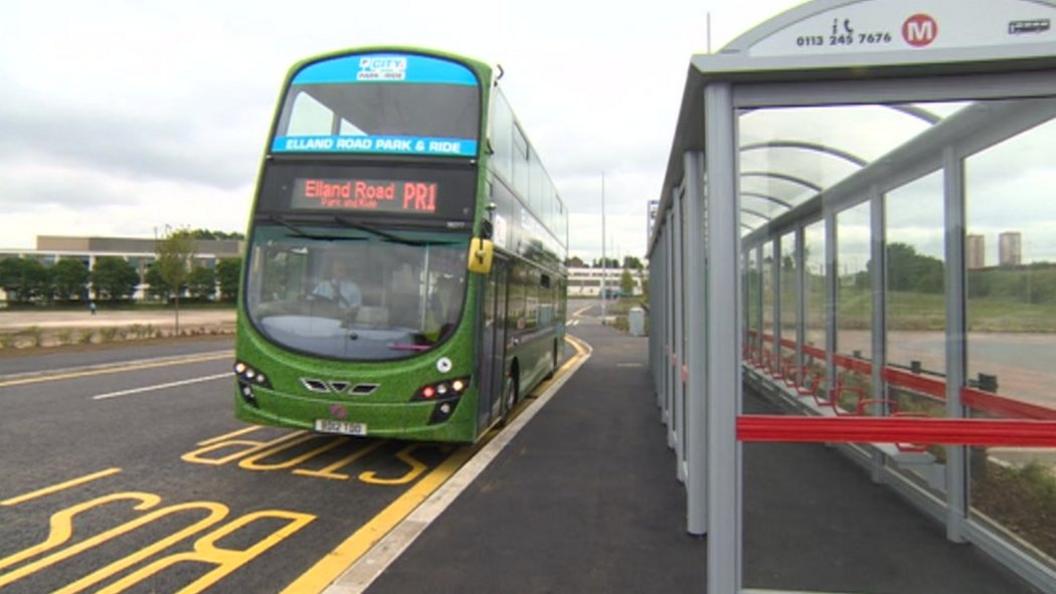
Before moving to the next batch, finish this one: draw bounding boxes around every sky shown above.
[0,0,806,262]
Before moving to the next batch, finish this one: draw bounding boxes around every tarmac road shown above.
[0,333,580,593]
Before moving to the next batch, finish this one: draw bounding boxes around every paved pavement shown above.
[368,307,1040,594]
[0,308,235,330]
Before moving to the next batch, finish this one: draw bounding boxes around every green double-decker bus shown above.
[233,47,568,443]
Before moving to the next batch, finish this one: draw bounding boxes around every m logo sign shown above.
[902,13,938,47]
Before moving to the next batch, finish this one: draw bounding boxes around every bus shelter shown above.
[648,1,1056,591]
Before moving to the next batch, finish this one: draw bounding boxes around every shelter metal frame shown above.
[647,2,1056,591]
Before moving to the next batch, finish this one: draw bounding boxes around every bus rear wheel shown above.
[500,373,519,426]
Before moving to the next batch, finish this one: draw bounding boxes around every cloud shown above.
[0,0,808,252]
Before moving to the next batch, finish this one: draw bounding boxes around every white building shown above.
[998,231,1022,267]
[567,267,644,297]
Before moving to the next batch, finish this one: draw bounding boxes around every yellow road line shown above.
[0,352,232,389]
[320,333,592,593]
[279,446,476,594]
[1,467,122,507]
[195,425,262,447]
[285,333,591,593]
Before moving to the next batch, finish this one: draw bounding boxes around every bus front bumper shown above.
[233,381,475,442]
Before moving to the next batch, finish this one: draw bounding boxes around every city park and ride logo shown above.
[902,13,938,47]
[357,56,407,81]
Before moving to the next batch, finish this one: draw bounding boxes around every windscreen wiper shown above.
[331,215,426,246]
[267,214,364,242]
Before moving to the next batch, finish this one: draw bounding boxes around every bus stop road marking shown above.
[0,473,315,593]
[279,445,475,594]
[91,373,230,400]
[309,335,593,594]
[0,351,233,389]
[1,468,122,507]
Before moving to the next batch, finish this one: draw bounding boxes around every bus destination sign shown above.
[292,178,438,214]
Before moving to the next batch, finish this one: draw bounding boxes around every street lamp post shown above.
[601,173,607,320]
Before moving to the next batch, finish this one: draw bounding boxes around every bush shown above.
[22,326,43,347]
[56,330,72,345]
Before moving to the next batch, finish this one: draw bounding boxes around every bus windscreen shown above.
[271,53,480,158]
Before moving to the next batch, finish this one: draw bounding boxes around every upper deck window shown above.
[272,53,481,158]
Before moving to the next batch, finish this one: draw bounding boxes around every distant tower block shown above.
[966,234,986,270]
[999,231,1022,267]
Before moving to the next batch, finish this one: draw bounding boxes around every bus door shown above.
[478,257,510,428]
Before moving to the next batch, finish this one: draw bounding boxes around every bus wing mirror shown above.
[467,238,494,275]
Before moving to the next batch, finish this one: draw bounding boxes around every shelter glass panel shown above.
[884,170,948,494]
[965,114,1056,564]
[746,250,762,366]
[779,231,797,377]
[762,242,775,372]
[836,202,872,414]
[804,221,827,389]
[885,170,947,412]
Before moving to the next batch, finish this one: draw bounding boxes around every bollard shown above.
[978,373,998,392]
[911,360,922,374]
[629,307,646,337]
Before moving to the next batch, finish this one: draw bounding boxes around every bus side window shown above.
[507,264,526,332]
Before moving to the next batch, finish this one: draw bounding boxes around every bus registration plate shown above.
[314,419,367,436]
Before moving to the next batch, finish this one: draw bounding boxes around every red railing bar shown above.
[962,387,1056,421]
[737,415,1056,447]
[746,331,1056,421]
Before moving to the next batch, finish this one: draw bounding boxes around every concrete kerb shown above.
[320,334,593,594]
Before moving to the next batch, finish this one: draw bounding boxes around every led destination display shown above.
[291,177,438,214]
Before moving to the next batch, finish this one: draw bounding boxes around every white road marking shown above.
[571,303,594,318]
[91,373,230,400]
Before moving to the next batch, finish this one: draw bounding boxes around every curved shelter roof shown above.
[649,0,1056,253]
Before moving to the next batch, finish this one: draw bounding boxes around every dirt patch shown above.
[971,460,1056,560]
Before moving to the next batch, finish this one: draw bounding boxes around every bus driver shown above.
[311,258,363,311]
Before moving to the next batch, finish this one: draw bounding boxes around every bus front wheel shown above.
[500,371,519,426]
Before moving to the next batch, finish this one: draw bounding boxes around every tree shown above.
[592,257,620,268]
[156,228,197,334]
[564,255,586,268]
[622,256,643,270]
[188,229,245,241]
[873,242,945,294]
[0,258,51,303]
[216,258,242,302]
[0,258,21,302]
[52,259,90,301]
[91,257,139,301]
[620,268,635,295]
[144,263,169,301]
[187,266,217,301]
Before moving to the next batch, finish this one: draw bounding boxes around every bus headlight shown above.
[412,376,469,401]
[238,380,260,408]
[234,360,272,389]
[428,398,459,424]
